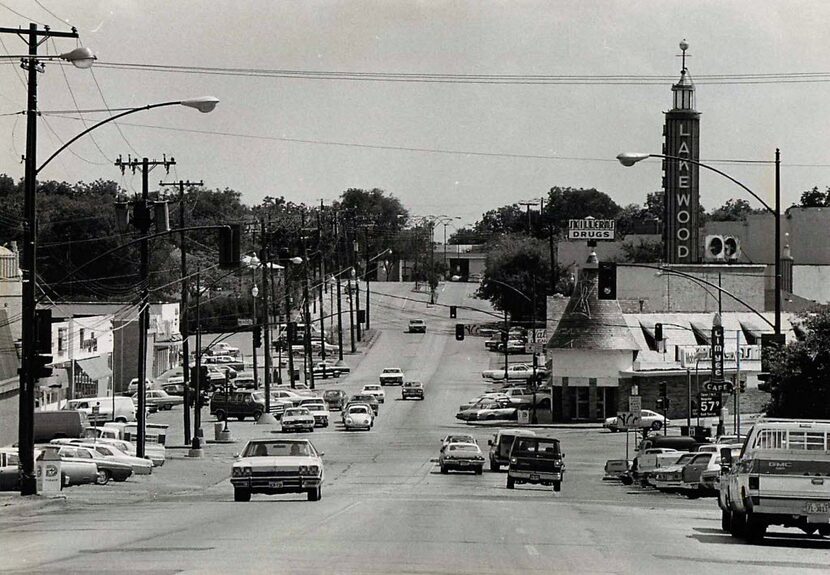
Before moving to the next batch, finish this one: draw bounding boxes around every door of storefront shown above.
[567,387,591,420]
[597,387,618,419]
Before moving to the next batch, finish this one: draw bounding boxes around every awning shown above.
[75,356,111,382]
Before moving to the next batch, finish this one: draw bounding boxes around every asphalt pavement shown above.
[3,281,830,574]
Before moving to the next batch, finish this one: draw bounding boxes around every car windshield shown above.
[404,382,421,388]
[383,369,400,374]
[285,408,309,417]
[305,403,325,410]
[513,439,560,457]
[446,436,475,444]
[243,441,311,457]
[352,395,373,402]
[364,386,380,391]
[323,391,340,399]
[349,406,368,414]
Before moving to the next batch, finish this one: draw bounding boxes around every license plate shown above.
[804,501,830,514]
[530,473,540,481]
[268,481,283,489]
[459,462,469,467]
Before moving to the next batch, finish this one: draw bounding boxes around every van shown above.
[487,428,536,471]
[62,396,137,423]
[506,435,565,492]
[33,410,90,442]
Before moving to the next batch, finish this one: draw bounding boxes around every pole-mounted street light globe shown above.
[616,153,651,167]
[180,96,220,113]
[59,46,96,69]
[251,285,259,298]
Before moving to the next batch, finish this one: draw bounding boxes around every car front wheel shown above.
[234,488,251,502]
[95,469,111,485]
[651,421,663,431]
[307,486,321,501]
[215,410,226,421]
[506,476,515,489]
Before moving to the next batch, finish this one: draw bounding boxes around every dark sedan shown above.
[323,389,348,411]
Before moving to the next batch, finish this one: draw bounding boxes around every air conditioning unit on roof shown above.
[704,235,741,262]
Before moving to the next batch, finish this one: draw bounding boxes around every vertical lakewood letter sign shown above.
[664,119,700,263]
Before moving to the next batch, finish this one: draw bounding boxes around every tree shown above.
[477,234,549,324]
[544,187,621,236]
[764,309,830,418]
[709,198,764,222]
[447,226,485,245]
[616,239,663,263]
[799,186,830,208]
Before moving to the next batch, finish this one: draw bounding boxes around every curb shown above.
[0,493,67,514]
[464,421,605,429]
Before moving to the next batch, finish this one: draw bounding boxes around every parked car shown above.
[75,442,153,475]
[698,445,742,495]
[439,443,485,474]
[460,393,510,410]
[230,438,324,501]
[342,404,373,431]
[487,429,536,471]
[347,394,379,415]
[481,364,546,381]
[161,383,185,396]
[361,384,385,404]
[37,445,98,487]
[484,335,502,351]
[379,368,404,386]
[52,444,133,485]
[323,389,348,411]
[497,339,526,354]
[603,459,632,481]
[506,435,565,492]
[280,407,315,433]
[297,399,330,427]
[407,319,426,333]
[132,389,183,411]
[312,361,345,379]
[0,448,20,491]
[208,342,240,357]
[401,381,424,400]
[604,409,671,432]
[652,452,698,492]
[267,394,295,419]
[456,398,516,422]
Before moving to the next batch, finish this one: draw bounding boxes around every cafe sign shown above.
[677,344,761,368]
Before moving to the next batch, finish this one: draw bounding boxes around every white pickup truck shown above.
[719,419,830,542]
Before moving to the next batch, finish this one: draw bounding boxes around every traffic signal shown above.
[654,323,663,342]
[253,325,262,348]
[190,365,209,388]
[739,377,747,394]
[597,262,617,300]
[450,305,457,319]
[659,381,667,398]
[287,322,297,343]
[33,309,53,379]
[656,397,670,411]
[218,223,241,269]
[455,323,465,341]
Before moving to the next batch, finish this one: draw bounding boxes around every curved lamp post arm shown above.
[485,277,533,303]
[619,263,775,330]
[616,153,773,214]
[37,97,219,175]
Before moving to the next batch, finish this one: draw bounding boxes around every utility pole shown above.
[159,179,202,446]
[302,229,315,390]
[115,155,175,459]
[364,226,371,330]
[285,264,297,388]
[318,201,327,361]
[429,220,436,304]
[261,220,274,411]
[10,22,81,496]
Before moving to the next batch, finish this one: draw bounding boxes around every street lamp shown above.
[617,150,781,336]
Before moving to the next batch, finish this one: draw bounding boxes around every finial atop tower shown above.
[679,39,689,72]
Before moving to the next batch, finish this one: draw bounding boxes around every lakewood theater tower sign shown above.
[663,41,701,264]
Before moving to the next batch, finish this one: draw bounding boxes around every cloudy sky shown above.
[1,1,828,231]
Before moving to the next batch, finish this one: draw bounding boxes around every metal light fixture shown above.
[616,153,651,167]
[180,97,220,113]
[59,46,96,69]
[251,285,259,298]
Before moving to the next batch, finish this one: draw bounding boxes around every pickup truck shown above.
[379,368,404,386]
[481,364,546,381]
[719,419,830,541]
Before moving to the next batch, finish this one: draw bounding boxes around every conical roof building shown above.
[548,255,638,351]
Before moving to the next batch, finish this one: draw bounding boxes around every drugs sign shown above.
[568,218,616,240]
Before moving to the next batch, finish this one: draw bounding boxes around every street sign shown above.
[617,411,641,430]
[528,341,544,354]
[237,318,254,326]
[628,395,642,414]
[568,218,616,240]
[697,391,723,416]
[703,379,734,393]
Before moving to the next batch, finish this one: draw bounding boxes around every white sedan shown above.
[343,404,374,431]
[604,409,671,432]
[361,384,386,404]
[230,438,324,502]
[77,442,154,475]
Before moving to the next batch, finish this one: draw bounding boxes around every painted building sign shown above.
[677,344,761,368]
[568,219,616,240]
[663,116,700,263]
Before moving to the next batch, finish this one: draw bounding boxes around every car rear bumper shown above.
[508,469,562,483]
[442,459,484,470]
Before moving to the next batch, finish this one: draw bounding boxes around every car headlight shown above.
[232,467,242,477]
[346,418,353,424]
[241,467,252,476]
[298,465,309,475]
[510,458,517,464]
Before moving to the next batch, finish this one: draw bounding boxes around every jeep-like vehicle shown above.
[506,435,565,492]
[719,419,830,542]
[487,428,536,471]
